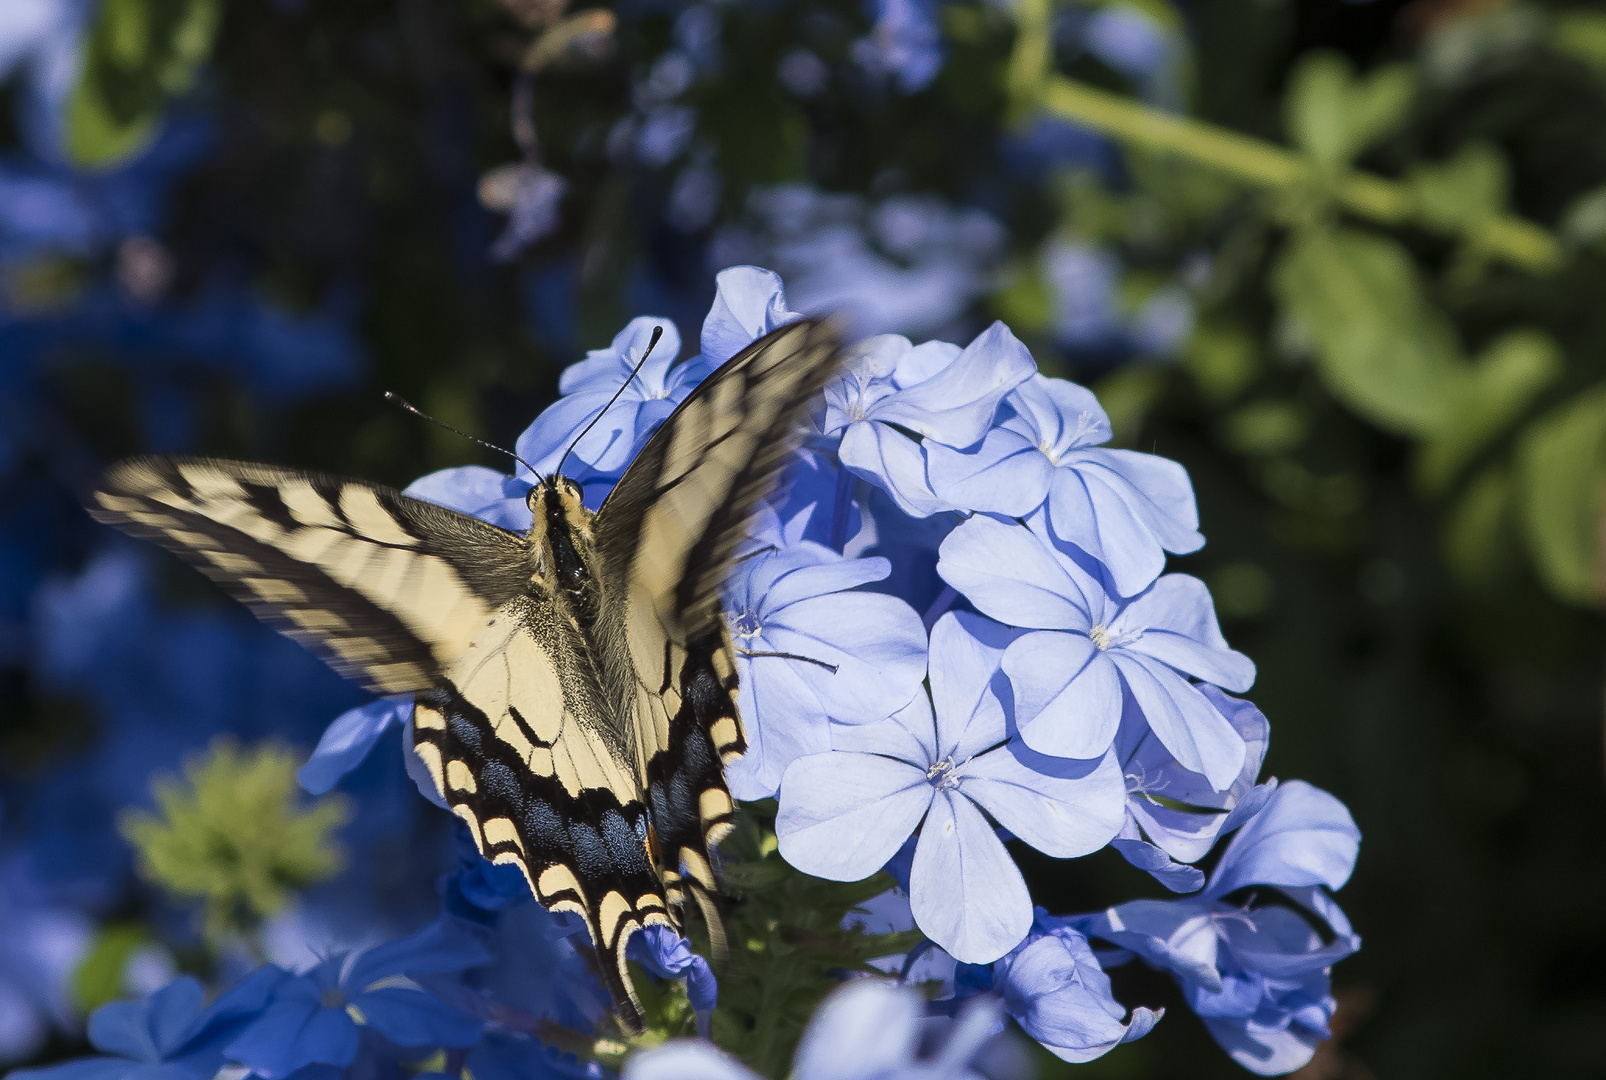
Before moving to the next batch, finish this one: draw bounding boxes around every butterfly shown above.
[88,319,845,1032]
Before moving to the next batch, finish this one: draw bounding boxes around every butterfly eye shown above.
[563,479,582,499]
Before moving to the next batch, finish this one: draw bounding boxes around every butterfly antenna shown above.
[383,392,539,476]
[554,324,664,480]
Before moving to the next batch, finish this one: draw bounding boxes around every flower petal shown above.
[909,792,1031,963]
[701,266,802,367]
[1111,652,1246,791]
[1002,631,1122,759]
[923,427,1052,517]
[404,466,531,532]
[870,321,1037,448]
[1205,781,1359,898]
[838,420,953,517]
[776,752,933,881]
[354,987,482,1048]
[297,697,412,796]
[622,1041,760,1080]
[1115,575,1254,692]
[959,745,1124,857]
[938,515,1095,630]
[791,980,923,1080]
[927,611,1017,762]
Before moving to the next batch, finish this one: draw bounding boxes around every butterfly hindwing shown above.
[89,457,529,693]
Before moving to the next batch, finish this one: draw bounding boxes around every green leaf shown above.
[1183,321,1261,404]
[1407,142,1509,235]
[1515,386,1606,606]
[1284,51,1415,175]
[1272,226,1462,437]
[1444,464,1516,590]
[1221,399,1309,456]
[1552,10,1606,75]
[1417,329,1562,492]
[72,924,155,1013]
[66,0,222,169]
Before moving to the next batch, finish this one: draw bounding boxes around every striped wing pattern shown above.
[594,319,845,931]
[89,458,528,693]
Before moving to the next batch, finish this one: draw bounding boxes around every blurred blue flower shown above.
[938,515,1253,790]
[925,372,1202,596]
[624,978,1004,1080]
[821,324,1036,518]
[722,541,926,801]
[485,163,567,263]
[699,265,801,368]
[777,611,1124,963]
[0,856,93,1063]
[11,967,281,1080]
[222,919,489,1078]
[1113,684,1277,893]
[959,911,1160,1064]
[629,925,717,1014]
[1078,781,1361,1075]
[852,0,944,94]
[713,194,1005,341]
[1040,239,1196,368]
[516,316,703,483]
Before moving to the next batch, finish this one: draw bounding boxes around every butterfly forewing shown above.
[89,458,529,693]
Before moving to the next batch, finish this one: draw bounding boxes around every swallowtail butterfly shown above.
[89,319,845,1032]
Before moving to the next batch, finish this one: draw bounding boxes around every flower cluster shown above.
[24,265,1358,1079]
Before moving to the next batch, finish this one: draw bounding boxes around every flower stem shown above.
[1006,0,1561,273]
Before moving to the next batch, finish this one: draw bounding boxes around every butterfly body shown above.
[87,319,844,1033]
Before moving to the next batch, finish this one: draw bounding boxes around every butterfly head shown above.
[528,475,598,588]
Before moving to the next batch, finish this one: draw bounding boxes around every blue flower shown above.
[1112,685,1277,893]
[851,0,945,94]
[222,919,490,1078]
[628,925,717,1014]
[776,612,1124,963]
[407,464,536,532]
[698,265,801,368]
[822,324,1037,518]
[517,316,704,484]
[1077,781,1361,1076]
[962,911,1160,1064]
[925,372,1202,596]
[937,515,1253,790]
[298,697,414,796]
[722,541,927,800]
[11,967,281,1080]
[623,979,1004,1080]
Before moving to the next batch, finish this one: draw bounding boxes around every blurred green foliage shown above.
[119,739,350,949]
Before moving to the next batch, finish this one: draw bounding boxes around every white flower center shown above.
[1089,625,1111,650]
[925,759,959,790]
[732,610,762,639]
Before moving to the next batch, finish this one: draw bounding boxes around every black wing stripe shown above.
[413,686,670,1034]
[89,483,441,693]
[90,457,531,692]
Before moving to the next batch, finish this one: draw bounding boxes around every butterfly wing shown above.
[592,318,845,923]
[89,457,529,693]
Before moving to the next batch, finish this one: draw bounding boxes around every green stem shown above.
[1009,4,1561,274]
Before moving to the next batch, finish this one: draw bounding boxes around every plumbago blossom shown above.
[33,266,1359,1079]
